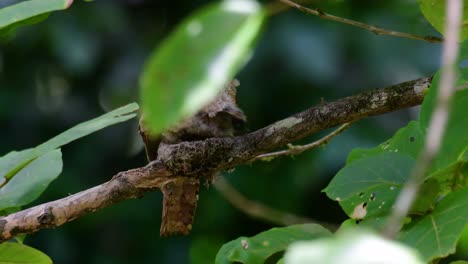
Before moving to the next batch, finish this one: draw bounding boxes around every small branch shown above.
[0,76,432,241]
[265,0,312,15]
[278,0,443,43]
[159,76,432,176]
[384,0,463,238]
[0,163,172,241]
[214,178,334,228]
[252,122,352,162]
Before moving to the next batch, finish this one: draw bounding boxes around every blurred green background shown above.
[3,0,464,263]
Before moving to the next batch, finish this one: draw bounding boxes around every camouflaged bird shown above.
[138,79,246,236]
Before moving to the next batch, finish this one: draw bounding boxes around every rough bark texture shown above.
[0,76,431,241]
[139,79,246,236]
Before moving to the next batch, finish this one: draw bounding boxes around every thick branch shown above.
[0,76,431,241]
[158,76,432,175]
[0,163,171,241]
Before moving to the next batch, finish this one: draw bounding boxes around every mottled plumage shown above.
[138,79,246,236]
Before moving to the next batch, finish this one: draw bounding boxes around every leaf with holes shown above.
[140,0,265,135]
[398,188,468,262]
[0,242,51,264]
[348,121,424,164]
[215,224,331,264]
[0,0,73,36]
[324,152,416,220]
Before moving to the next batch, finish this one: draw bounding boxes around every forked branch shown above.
[0,76,432,241]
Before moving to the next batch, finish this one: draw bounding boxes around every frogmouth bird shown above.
[139,79,246,236]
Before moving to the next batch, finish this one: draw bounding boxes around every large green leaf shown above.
[0,149,62,210]
[418,0,468,41]
[419,76,468,175]
[140,0,265,135]
[0,242,51,264]
[0,102,138,181]
[399,188,468,262]
[215,224,331,264]
[0,0,72,35]
[324,152,416,219]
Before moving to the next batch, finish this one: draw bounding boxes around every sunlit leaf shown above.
[0,0,73,35]
[284,230,424,264]
[0,149,62,210]
[140,0,265,135]
[0,242,52,264]
[418,0,468,41]
[0,102,138,180]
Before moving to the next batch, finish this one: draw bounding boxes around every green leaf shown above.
[347,121,424,164]
[0,149,62,210]
[0,242,52,264]
[450,261,468,264]
[398,188,468,262]
[0,103,138,180]
[215,224,331,264]
[284,230,424,264]
[418,0,468,41]
[324,152,415,219]
[0,0,72,36]
[420,76,468,175]
[410,178,440,214]
[284,229,423,264]
[140,0,265,135]
[13,234,26,244]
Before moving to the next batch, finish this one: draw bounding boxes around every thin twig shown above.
[278,0,443,43]
[384,0,463,238]
[214,177,337,231]
[265,0,316,16]
[252,122,352,162]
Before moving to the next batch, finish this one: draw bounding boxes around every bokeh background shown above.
[2,0,465,263]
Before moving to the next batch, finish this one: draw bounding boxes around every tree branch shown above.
[157,76,432,176]
[0,164,171,241]
[278,0,443,43]
[0,76,431,241]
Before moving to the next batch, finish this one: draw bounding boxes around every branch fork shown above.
[0,76,431,241]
